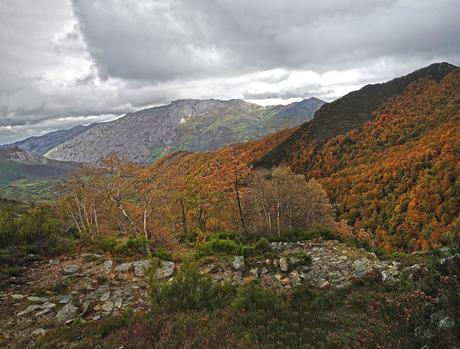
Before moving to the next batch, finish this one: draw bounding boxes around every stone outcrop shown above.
[0,239,432,347]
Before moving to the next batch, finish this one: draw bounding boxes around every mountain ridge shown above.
[1,124,95,155]
[44,97,324,163]
[255,62,458,169]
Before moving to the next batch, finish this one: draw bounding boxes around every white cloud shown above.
[0,0,459,143]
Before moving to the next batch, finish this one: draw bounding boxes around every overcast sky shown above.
[0,0,459,143]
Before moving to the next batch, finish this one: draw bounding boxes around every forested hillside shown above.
[153,64,460,251]
[309,71,460,251]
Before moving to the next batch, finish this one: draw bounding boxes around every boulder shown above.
[352,258,373,278]
[279,257,288,272]
[61,264,80,275]
[439,316,455,330]
[114,262,133,272]
[156,261,176,278]
[232,256,245,270]
[17,304,41,317]
[101,300,114,312]
[101,260,113,273]
[31,328,46,336]
[381,267,399,282]
[55,303,78,323]
[27,296,48,304]
[133,259,152,277]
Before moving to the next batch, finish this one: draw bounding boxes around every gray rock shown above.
[81,301,90,316]
[59,295,72,304]
[249,267,259,277]
[114,262,133,273]
[32,328,46,336]
[279,257,288,272]
[352,258,372,278]
[35,308,52,317]
[381,267,399,282]
[40,302,56,310]
[289,270,301,284]
[439,316,455,330]
[133,259,151,277]
[55,303,78,323]
[61,264,80,275]
[81,253,102,262]
[101,301,114,312]
[10,294,25,300]
[288,256,301,265]
[156,261,176,278]
[101,260,113,273]
[27,296,48,303]
[17,304,41,317]
[232,256,245,270]
[431,310,447,324]
[100,291,111,302]
[114,297,123,310]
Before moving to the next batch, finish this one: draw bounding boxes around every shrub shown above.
[286,251,312,266]
[206,231,241,242]
[89,235,151,256]
[273,226,344,243]
[151,247,172,261]
[254,238,272,255]
[176,230,197,243]
[195,238,241,258]
[123,235,150,254]
[240,245,255,258]
[151,264,234,312]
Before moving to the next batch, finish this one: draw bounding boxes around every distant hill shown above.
[0,148,80,200]
[44,98,324,163]
[1,124,95,155]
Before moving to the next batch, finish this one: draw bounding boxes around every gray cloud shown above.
[1,0,459,143]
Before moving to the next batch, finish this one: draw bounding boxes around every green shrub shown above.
[206,231,241,242]
[254,238,273,255]
[89,235,150,256]
[240,245,255,258]
[176,230,197,243]
[285,251,312,266]
[0,266,22,279]
[152,247,172,261]
[195,238,241,258]
[123,235,150,255]
[151,264,235,312]
[273,226,343,243]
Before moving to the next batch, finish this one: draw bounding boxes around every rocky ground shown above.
[0,239,440,347]
[0,254,175,347]
[201,239,429,289]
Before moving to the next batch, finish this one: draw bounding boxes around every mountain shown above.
[0,148,80,200]
[44,98,324,163]
[1,124,95,155]
[150,63,459,251]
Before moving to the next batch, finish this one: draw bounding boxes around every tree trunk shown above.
[143,208,151,255]
[234,165,246,235]
[180,198,188,235]
[276,197,281,237]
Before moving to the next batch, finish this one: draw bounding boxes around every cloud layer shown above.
[1,0,459,143]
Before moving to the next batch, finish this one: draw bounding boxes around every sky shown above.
[0,0,459,144]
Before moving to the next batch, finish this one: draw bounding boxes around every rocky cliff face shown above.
[45,98,324,163]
